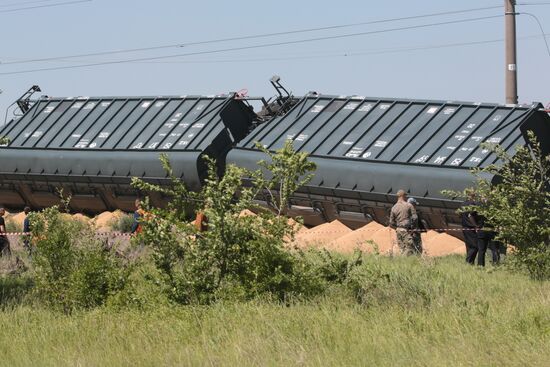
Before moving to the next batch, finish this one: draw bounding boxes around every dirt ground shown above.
[3,210,466,257]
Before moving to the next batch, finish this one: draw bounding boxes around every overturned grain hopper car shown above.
[0,93,255,213]
[1,85,549,233]
[228,93,550,230]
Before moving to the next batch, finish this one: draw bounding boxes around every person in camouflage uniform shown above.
[389,190,418,255]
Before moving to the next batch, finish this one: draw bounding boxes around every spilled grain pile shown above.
[423,232,465,257]
[72,213,91,223]
[293,220,352,249]
[10,212,27,228]
[327,221,390,254]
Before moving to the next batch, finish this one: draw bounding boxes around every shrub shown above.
[446,131,550,280]
[129,141,354,304]
[4,218,19,234]
[108,213,135,233]
[29,204,130,312]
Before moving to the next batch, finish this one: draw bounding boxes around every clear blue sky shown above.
[1,0,549,123]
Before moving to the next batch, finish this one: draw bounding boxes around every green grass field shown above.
[0,255,548,367]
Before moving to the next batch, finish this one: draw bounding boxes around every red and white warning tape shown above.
[1,227,490,238]
[2,232,133,238]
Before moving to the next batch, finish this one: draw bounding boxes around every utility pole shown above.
[505,0,518,104]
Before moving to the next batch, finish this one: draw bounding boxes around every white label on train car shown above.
[433,156,447,164]
[358,104,373,112]
[414,155,430,163]
[310,105,325,113]
[75,140,89,148]
[450,158,463,166]
[344,103,358,110]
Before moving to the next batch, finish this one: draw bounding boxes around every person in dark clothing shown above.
[0,208,11,257]
[23,207,32,255]
[407,197,425,254]
[461,192,479,265]
[130,199,143,234]
[475,213,500,267]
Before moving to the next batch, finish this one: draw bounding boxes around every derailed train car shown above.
[0,93,255,213]
[227,93,550,230]
[0,87,549,233]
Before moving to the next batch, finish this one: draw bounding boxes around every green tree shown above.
[447,132,549,280]
[131,142,327,303]
[256,140,317,215]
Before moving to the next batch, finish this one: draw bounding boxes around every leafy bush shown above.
[108,213,135,233]
[29,205,130,312]
[446,132,550,280]
[129,141,357,304]
[4,218,19,234]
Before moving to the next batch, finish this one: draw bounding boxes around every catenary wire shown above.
[0,5,502,66]
[0,0,90,13]
[0,0,62,8]
[131,33,550,64]
[0,14,503,75]
[518,12,550,57]
[27,33,548,65]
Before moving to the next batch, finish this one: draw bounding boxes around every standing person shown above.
[0,208,11,257]
[22,207,32,255]
[131,199,143,234]
[389,190,418,255]
[475,210,500,267]
[407,197,425,255]
[461,191,479,265]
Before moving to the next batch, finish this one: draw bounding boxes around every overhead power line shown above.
[0,0,91,13]
[25,33,549,65]
[0,5,502,66]
[0,14,503,75]
[0,0,62,8]
[127,33,550,65]
[518,12,550,57]
[516,2,550,5]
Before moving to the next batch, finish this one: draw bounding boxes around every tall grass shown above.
[0,255,548,366]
